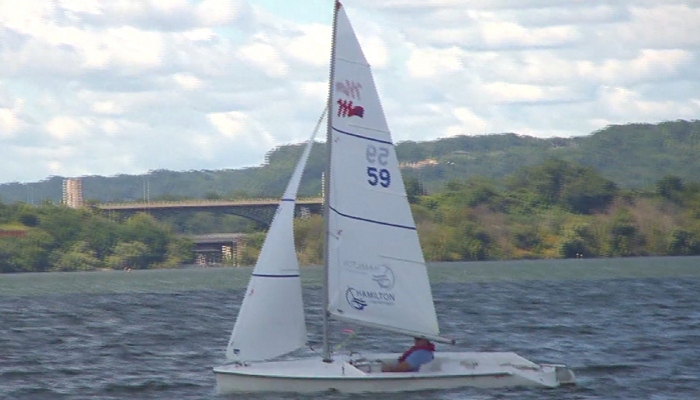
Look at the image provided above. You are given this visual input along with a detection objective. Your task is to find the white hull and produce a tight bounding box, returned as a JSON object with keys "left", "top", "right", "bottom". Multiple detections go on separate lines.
{"left": 213, "top": 351, "right": 575, "bottom": 394}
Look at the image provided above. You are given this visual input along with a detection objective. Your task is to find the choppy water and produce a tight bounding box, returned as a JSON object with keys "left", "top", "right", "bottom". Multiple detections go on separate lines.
{"left": 2, "top": 257, "right": 699, "bottom": 399}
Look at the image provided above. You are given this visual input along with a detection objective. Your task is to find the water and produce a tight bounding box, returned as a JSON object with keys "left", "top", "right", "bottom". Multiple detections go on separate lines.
{"left": 2, "top": 257, "right": 699, "bottom": 399}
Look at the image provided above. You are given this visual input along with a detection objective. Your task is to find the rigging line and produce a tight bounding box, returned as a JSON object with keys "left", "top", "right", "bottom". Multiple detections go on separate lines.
{"left": 312, "top": 104, "right": 329, "bottom": 142}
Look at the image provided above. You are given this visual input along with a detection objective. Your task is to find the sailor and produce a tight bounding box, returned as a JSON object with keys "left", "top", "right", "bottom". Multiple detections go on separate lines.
{"left": 381, "top": 337, "right": 435, "bottom": 372}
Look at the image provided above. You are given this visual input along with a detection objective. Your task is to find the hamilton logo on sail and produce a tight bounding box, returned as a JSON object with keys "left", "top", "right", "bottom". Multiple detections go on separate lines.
{"left": 346, "top": 287, "right": 395, "bottom": 310}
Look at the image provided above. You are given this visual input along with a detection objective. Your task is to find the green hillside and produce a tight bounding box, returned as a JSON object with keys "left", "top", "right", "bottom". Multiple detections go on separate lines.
{"left": 1, "top": 119, "right": 698, "bottom": 204}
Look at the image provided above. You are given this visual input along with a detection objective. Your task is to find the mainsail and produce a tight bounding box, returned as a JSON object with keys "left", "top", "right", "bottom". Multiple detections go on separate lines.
{"left": 225, "top": 111, "right": 323, "bottom": 362}
{"left": 325, "top": 4, "right": 442, "bottom": 341}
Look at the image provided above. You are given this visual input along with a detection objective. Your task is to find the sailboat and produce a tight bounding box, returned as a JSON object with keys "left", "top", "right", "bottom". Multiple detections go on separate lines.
{"left": 213, "top": 1, "right": 575, "bottom": 393}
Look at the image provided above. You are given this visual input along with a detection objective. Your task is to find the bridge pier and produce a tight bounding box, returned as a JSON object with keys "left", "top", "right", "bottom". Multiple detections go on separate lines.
{"left": 188, "top": 233, "right": 246, "bottom": 267}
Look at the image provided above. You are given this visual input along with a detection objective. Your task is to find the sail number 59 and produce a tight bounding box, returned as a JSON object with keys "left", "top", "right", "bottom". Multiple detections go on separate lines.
{"left": 366, "top": 145, "right": 391, "bottom": 188}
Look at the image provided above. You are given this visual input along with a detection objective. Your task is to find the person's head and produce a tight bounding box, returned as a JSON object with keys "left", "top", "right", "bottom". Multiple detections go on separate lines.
{"left": 414, "top": 337, "right": 430, "bottom": 345}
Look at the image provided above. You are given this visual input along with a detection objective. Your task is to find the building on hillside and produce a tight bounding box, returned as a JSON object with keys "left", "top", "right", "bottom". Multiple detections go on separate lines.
{"left": 63, "top": 178, "right": 83, "bottom": 208}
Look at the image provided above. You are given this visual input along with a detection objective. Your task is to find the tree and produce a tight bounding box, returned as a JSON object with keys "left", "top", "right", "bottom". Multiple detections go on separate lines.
{"left": 459, "top": 222, "right": 491, "bottom": 260}
{"left": 404, "top": 177, "right": 426, "bottom": 204}
{"left": 507, "top": 159, "right": 617, "bottom": 214}
{"left": 294, "top": 214, "right": 324, "bottom": 266}
{"left": 667, "top": 229, "right": 700, "bottom": 256}
{"left": 656, "top": 175, "right": 685, "bottom": 204}
{"left": 0, "top": 237, "right": 21, "bottom": 272}
{"left": 161, "top": 238, "right": 194, "bottom": 268}
{"left": 106, "top": 241, "right": 149, "bottom": 269}
{"left": 10, "top": 230, "right": 55, "bottom": 272}
{"left": 36, "top": 205, "right": 86, "bottom": 246}
{"left": 605, "top": 209, "right": 642, "bottom": 257}
{"left": 79, "top": 217, "right": 121, "bottom": 259}
{"left": 559, "top": 171, "right": 617, "bottom": 214}
{"left": 51, "top": 241, "right": 101, "bottom": 271}
{"left": 18, "top": 211, "right": 39, "bottom": 227}
{"left": 557, "top": 222, "right": 594, "bottom": 258}
{"left": 121, "top": 213, "right": 173, "bottom": 266}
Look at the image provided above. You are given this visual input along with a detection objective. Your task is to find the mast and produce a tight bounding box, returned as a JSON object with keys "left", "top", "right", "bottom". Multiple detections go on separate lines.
{"left": 321, "top": 0, "right": 340, "bottom": 363}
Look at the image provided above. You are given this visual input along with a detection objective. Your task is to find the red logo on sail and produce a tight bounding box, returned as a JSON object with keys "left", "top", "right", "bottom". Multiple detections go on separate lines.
{"left": 337, "top": 99, "right": 364, "bottom": 118}
{"left": 335, "top": 80, "right": 365, "bottom": 118}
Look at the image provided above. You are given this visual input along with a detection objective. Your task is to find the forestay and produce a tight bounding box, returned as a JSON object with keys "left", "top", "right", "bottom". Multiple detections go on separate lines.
{"left": 326, "top": 5, "right": 441, "bottom": 341}
{"left": 225, "top": 118, "right": 321, "bottom": 362}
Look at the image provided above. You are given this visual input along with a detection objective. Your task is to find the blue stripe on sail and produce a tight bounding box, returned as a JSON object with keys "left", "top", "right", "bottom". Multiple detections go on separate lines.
{"left": 252, "top": 273, "right": 300, "bottom": 278}
{"left": 332, "top": 127, "right": 393, "bottom": 145}
{"left": 330, "top": 206, "right": 416, "bottom": 230}
{"left": 281, "top": 198, "right": 295, "bottom": 202}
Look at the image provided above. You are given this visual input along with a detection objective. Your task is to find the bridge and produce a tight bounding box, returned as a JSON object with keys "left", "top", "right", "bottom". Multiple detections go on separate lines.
{"left": 96, "top": 197, "right": 323, "bottom": 227}
{"left": 96, "top": 198, "right": 323, "bottom": 265}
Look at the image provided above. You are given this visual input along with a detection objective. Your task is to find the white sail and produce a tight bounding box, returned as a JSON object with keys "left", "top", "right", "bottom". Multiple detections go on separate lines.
{"left": 225, "top": 114, "right": 322, "bottom": 362}
{"left": 326, "top": 4, "right": 441, "bottom": 340}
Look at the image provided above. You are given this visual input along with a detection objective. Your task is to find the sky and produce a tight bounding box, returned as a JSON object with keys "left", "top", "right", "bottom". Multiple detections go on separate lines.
{"left": 1, "top": 0, "right": 699, "bottom": 184}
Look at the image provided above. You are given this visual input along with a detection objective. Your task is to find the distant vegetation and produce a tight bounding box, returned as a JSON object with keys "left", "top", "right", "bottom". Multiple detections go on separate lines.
{"left": 1, "top": 120, "right": 699, "bottom": 272}
{"left": 1, "top": 120, "right": 699, "bottom": 203}
{"left": 291, "top": 164, "right": 700, "bottom": 265}
{"left": 0, "top": 204, "right": 193, "bottom": 273}
{"left": 3, "top": 159, "right": 698, "bottom": 273}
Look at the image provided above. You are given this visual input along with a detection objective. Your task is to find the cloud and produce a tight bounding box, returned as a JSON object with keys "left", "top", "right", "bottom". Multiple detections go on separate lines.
{"left": 0, "top": 107, "right": 21, "bottom": 137}
{"left": 45, "top": 116, "right": 90, "bottom": 141}
{"left": 207, "top": 111, "right": 275, "bottom": 145}
{"left": 236, "top": 38, "right": 289, "bottom": 78}
{"left": 172, "top": 73, "right": 205, "bottom": 90}
{"left": 446, "top": 107, "right": 490, "bottom": 136}
{"left": 482, "top": 82, "right": 575, "bottom": 103}
{"left": 0, "top": 0, "right": 698, "bottom": 183}
{"left": 583, "top": 49, "right": 693, "bottom": 85}
{"left": 406, "top": 46, "right": 464, "bottom": 79}
{"left": 624, "top": 4, "right": 700, "bottom": 47}
{"left": 83, "top": 27, "right": 165, "bottom": 71}
{"left": 480, "top": 19, "right": 581, "bottom": 48}
{"left": 281, "top": 24, "right": 332, "bottom": 67}
{"left": 92, "top": 101, "right": 124, "bottom": 115}
{"left": 598, "top": 86, "right": 700, "bottom": 121}
{"left": 196, "top": 0, "right": 247, "bottom": 26}
{"left": 296, "top": 81, "right": 327, "bottom": 102}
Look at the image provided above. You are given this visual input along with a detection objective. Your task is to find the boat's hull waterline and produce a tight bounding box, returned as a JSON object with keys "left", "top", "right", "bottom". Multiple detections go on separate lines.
{"left": 213, "top": 352, "right": 575, "bottom": 394}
